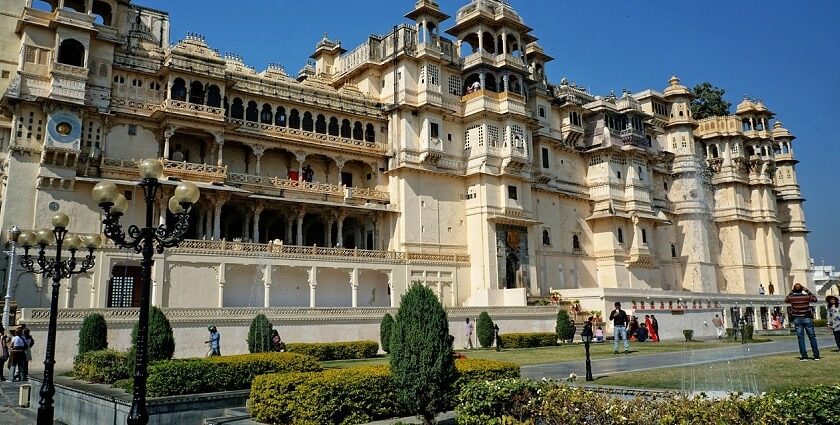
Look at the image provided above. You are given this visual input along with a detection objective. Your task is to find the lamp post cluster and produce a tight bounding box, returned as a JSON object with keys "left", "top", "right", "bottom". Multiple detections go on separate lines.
{"left": 13, "top": 213, "right": 103, "bottom": 425}
{"left": 92, "top": 158, "right": 199, "bottom": 425}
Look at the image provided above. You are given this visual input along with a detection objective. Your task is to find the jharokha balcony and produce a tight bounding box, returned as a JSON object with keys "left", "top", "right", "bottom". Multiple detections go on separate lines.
{"left": 90, "top": 157, "right": 390, "bottom": 205}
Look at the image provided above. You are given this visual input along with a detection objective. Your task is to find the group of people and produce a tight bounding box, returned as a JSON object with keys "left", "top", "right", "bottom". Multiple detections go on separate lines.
{"left": 0, "top": 324, "right": 34, "bottom": 382}
{"left": 607, "top": 303, "right": 659, "bottom": 354}
{"left": 785, "top": 283, "right": 840, "bottom": 361}
{"left": 204, "top": 324, "right": 286, "bottom": 357}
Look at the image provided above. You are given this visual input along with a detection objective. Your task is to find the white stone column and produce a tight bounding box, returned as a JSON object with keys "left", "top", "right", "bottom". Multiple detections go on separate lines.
{"left": 285, "top": 218, "right": 293, "bottom": 244}
{"left": 151, "top": 257, "right": 165, "bottom": 307}
{"left": 296, "top": 210, "right": 304, "bottom": 245}
{"left": 213, "top": 197, "right": 225, "bottom": 240}
{"left": 308, "top": 266, "right": 317, "bottom": 308}
{"left": 350, "top": 268, "right": 359, "bottom": 308}
{"left": 501, "top": 31, "right": 508, "bottom": 54}
{"left": 251, "top": 145, "right": 265, "bottom": 175}
{"left": 252, "top": 203, "right": 264, "bottom": 243}
{"left": 217, "top": 263, "right": 226, "bottom": 308}
{"left": 336, "top": 214, "right": 345, "bottom": 247}
{"left": 158, "top": 189, "right": 168, "bottom": 226}
{"left": 388, "top": 271, "right": 396, "bottom": 307}
{"left": 162, "top": 127, "right": 175, "bottom": 159}
{"left": 214, "top": 133, "right": 225, "bottom": 166}
{"left": 63, "top": 275, "right": 74, "bottom": 308}
{"left": 326, "top": 218, "right": 334, "bottom": 247}
{"left": 263, "top": 265, "right": 272, "bottom": 308}
{"left": 477, "top": 29, "right": 483, "bottom": 52}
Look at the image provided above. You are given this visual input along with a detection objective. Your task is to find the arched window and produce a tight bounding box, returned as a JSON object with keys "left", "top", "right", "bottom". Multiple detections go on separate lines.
{"left": 365, "top": 123, "right": 375, "bottom": 142}
{"left": 62, "top": 0, "right": 84, "bottom": 13}
{"left": 572, "top": 235, "right": 581, "bottom": 250}
{"left": 340, "top": 119, "right": 351, "bottom": 138}
{"left": 188, "top": 81, "right": 205, "bottom": 104}
{"left": 542, "top": 229, "right": 551, "bottom": 246}
{"left": 57, "top": 39, "right": 85, "bottom": 67}
{"left": 260, "top": 104, "right": 273, "bottom": 124}
{"left": 315, "top": 114, "right": 327, "bottom": 134}
{"left": 671, "top": 244, "right": 677, "bottom": 258}
{"left": 170, "top": 78, "right": 187, "bottom": 101}
{"left": 742, "top": 119, "right": 751, "bottom": 132}
{"left": 617, "top": 228, "right": 624, "bottom": 244}
{"left": 245, "top": 101, "right": 258, "bottom": 122}
{"left": 641, "top": 229, "right": 647, "bottom": 244}
{"left": 92, "top": 1, "right": 113, "bottom": 26}
{"left": 275, "top": 107, "right": 286, "bottom": 126}
{"left": 207, "top": 85, "right": 221, "bottom": 107}
{"left": 302, "top": 112, "right": 314, "bottom": 132}
{"left": 352, "top": 121, "right": 363, "bottom": 140}
{"left": 710, "top": 145, "right": 719, "bottom": 159}
{"left": 31, "top": 1, "right": 57, "bottom": 12}
{"left": 289, "top": 109, "right": 300, "bottom": 129}
{"left": 328, "top": 117, "right": 339, "bottom": 136}
{"left": 231, "top": 98, "right": 244, "bottom": 119}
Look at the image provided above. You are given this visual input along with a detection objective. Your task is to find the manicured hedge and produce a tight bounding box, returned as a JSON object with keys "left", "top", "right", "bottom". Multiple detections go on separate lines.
{"left": 146, "top": 352, "right": 321, "bottom": 397}
{"left": 285, "top": 341, "right": 379, "bottom": 361}
{"left": 498, "top": 332, "right": 558, "bottom": 349}
{"left": 250, "top": 358, "right": 519, "bottom": 425}
{"left": 456, "top": 379, "right": 840, "bottom": 425}
{"left": 72, "top": 350, "right": 130, "bottom": 384}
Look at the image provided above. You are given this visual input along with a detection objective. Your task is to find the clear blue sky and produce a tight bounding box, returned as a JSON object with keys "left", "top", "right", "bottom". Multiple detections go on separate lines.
{"left": 139, "top": 0, "right": 840, "bottom": 268}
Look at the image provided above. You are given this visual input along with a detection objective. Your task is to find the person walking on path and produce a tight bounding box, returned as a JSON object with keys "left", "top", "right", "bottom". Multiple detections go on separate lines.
{"left": 650, "top": 315, "right": 660, "bottom": 342}
{"left": 826, "top": 295, "right": 840, "bottom": 352}
{"left": 609, "top": 302, "right": 630, "bottom": 354}
{"left": 712, "top": 314, "right": 725, "bottom": 338}
{"left": 205, "top": 325, "right": 221, "bottom": 357}
{"left": 464, "top": 318, "right": 474, "bottom": 349}
{"left": 785, "top": 283, "right": 820, "bottom": 361}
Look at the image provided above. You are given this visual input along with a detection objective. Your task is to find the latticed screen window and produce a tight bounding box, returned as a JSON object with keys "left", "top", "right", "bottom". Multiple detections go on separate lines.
{"left": 477, "top": 126, "right": 485, "bottom": 147}
{"left": 510, "top": 125, "right": 525, "bottom": 148}
{"left": 448, "top": 75, "right": 461, "bottom": 95}
{"left": 427, "top": 64, "right": 439, "bottom": 86}
{"left": 24, "top": 46, "right": 37, "bottom": 63}
{"left": 465, "top": 124, "right": 480, "bottom": 150}
{"left": 488, "top": 125, "right": 499, "bottom": 147}
{"left": 108, "top": 266, "right": 141, "bottom": 308}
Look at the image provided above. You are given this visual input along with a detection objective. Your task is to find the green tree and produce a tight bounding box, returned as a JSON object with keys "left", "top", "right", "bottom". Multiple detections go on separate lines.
{"left": 390, "top": 282, "right": 456, "bottom": 425}
{"left": 248, "top": 314, "right": 273, "bottom": 353}
{"left": 128, "top": 306, "right": 175, "bottom": 368}
{"left": 555, "top": 310, "right": 574, "bottom": 344}
{"left": 379, "top": 313, "right": 395, "bottom": 354}
{"left": 78, "top": 313, "right": 108, "bottom": 355}
{"left": 690, "top": 82, "right": 732, "bottom": 119}
{"left": 476, "top": 311, "right": 495, "bottom": 348}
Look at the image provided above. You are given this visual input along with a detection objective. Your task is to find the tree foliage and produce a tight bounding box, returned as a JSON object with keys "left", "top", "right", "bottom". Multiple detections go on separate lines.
{"left": 128, "top": 306, "right": 175, "bottom": 368}
{"left": 390, "top": 282, "right": 456, "bottom": 424}
{"left": 379, "top": 313, "right": 395, "bottom": 354}
{"left": 248, "top": 314, "right": 273, "bottom": 353}
{"left": 690, "top": 82, "right": 731, "bottom": 119}
{"left": 555, "top": 310, "right": 574, "bottom": 343}
{"left": 476, "top": 311, "right": 495, "bottom": 348}
{"left": 78, "top": 313, "right": 108, "bottom": 355}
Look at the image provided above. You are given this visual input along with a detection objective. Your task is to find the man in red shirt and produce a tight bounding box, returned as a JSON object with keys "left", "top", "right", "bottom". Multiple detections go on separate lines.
{"left": 785, "top": 283, "right": 820, "bottom": 361}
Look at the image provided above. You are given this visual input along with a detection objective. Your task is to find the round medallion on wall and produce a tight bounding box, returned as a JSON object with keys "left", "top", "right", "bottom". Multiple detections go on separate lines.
{"left": 46, "top": 112, "right": 82, "bottom": 145}
{"left": 48, "top": 202, "right": 60, "bottom": 211}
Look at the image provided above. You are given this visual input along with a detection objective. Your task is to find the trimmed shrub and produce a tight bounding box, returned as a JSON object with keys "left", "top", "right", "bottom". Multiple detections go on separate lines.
{"left": 128, "top": 306, "right": 175, "bottom": 369}
{"left": 743, "top": 324, "right": 754, "bottom": 341}
{"left": 72, "top": 349, "right": 130, "bottom": 384}
{"left": 555, "top": 310, "right": 574, "bottom": 343}
{"left": 813, "top": 319, "right": 827, "bottom": 327}
{"left": 455, "top": 379, "right": 840, "bottom": 425}
{"left": 78, "top": 313, "right": 108, "bottom": 355}
{"left": 146, "top": 352, "right": 321, "bottom": 397}
{"left": 250, "top": 358, "right": 518, "bottom": 425}
{"left": 683, "top": 329, "right": 694, "bottom": 342}
{"left": 499, "top": 332, "right": 558, "bottom": 349}
{"left": 390, "top": 282, "right": 456, "bottom": 424}
{"left": 248, "top": 313, "right": 273, "bottom": 353}
{"left": 379, "top": 313, "right": 395, "bottom": 354}
{"left": 285, "top": 341, "right": 379, "bottom": 361}
{"left": 725, "top": 327, "right": 737, "bottom": 339}
{"left": 476, "top": 311, "right": 495, "bottom": 348}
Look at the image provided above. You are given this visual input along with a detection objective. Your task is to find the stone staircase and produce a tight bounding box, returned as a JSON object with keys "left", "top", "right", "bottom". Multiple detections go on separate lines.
{"left": 204, "top": 407, "right": 260, "bottom": 425}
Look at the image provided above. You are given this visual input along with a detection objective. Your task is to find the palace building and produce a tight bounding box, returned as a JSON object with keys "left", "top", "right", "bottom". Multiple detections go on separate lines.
{"left": 0, "top": 0, "right": 813, "bottom": 324}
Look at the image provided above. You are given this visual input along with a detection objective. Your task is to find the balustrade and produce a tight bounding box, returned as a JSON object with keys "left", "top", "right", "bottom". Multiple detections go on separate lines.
{"left": 226, "top": 117, "right": 385, "bottom": 154}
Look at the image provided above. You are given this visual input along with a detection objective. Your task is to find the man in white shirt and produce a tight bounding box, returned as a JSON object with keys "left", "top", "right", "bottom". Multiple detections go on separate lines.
{"left": 464, "top": 318, "right": 474, "bottom": 349}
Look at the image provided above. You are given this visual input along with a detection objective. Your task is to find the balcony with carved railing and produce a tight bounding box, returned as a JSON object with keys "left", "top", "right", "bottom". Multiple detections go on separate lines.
{"left": 494, "top": 54, "right": 528, "bottom": 72}
{"left": 619, "top": 128, "right": 650, "bottom": 149}
{"left": 462, "top": 90, "right": 526, "bottom": 117}
{"left": 226, "top": 172, "right": 389, "bottom": 205}
{"left": 156, "top": 99, "right": 225, "bottom": 122}
{"left": 49, "top": 62, "right": 88, "bottom": 104}
{"left": 560, "top": 122, "right": 584, "bottom": 146}
{"left": 96, "top": 157, "right": 227, "bottom": 183}
{"left": 463, "top": 51, "right": 494, "bottom": 69}
{"left": 225, "top": 118, "right": 386, "bottom": 155}
{"left": 151, "top": 239, "right": 469, "bottom": 265}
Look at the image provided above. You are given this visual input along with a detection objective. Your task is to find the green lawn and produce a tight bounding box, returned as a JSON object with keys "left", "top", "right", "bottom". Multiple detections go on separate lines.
{"left": 321, "top": 338, "right": 774, "bottom": 369}
{"left": 595, "top": 352, "right": 839, "bottom": 392}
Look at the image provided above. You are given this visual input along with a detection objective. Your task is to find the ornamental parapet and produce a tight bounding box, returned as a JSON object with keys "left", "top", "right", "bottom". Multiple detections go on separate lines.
{"left": 156, "top": 99, "right": 225, "bottom": 121}
{"left": 225, "top": 118, "right": 386, "bottom": 155}
{"left": 97, "top": 157, "right": 227, "bottom": 183}
{"left": 462, "top": 90, "right": 526, "bottom": 116}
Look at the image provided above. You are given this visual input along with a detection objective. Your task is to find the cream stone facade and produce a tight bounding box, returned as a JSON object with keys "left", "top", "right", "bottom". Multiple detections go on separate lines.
{"left": 0, "top": 0, "right": 813, "bottom": 330}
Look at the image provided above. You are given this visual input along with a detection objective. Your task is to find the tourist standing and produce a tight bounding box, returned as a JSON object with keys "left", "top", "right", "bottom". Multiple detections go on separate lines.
{"left": 769, "top": 282, "right": 775, "bottom": 295}
{"left": 785, "top": 283, "right": 820, "bottom": 361}
{"left": 609, "top": 302, "right": 630, "bottom": 354}
{"left": 826, "top": 295, "right": 840, "bottom": 352}
{"left": 21, "top": 328, "right": 33, "bottom": 379}
{"left": 8, "top": 329, "right": 26, "bottom": 381}
{"left": 650, "top": 315, "right": 660, "bottom": 342}
{"left": 759, "top": 284, "right": 766, "bottom": 295}
{"left": 0, "top": 325, "right": 7, "bottom": 381}
{"left": 464, "top": 318, "right": 474, "bottom": 349}
{"left": 205, "top": 325, "right": 221, "bottom": 357}
{"left": 712, "top": 314, "right": 725, "bottom": 338}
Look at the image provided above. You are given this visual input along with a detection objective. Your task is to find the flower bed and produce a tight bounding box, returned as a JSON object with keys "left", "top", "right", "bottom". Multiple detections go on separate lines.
{"left": 250, "top": 358, "right": 519, "bottom": 425}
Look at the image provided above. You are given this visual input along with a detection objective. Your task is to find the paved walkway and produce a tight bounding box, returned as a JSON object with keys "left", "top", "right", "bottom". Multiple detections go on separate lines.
{"left": 521, "top": 337, "right": 836, "bottom": 380}
{"left": 0, "top": 379, "right": 41, "bottom": 424}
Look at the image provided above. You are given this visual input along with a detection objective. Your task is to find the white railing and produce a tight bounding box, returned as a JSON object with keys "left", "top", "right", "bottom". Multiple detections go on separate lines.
{"left": 226, "top": 118, "right": 385, "bottom": 153}
{"left": 164, "top": 99, "right": 224, "bottom": 117}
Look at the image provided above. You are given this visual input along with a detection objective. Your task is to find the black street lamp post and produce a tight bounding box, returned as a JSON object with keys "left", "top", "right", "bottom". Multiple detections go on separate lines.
{"left": 582, "top": 333, "right": 593, "bottom": 381}
{"left": 92, "top": 158, "right": 199, "bottom": 425}
{"left": 16, "top": 214, "right": 101, "bottom": 425}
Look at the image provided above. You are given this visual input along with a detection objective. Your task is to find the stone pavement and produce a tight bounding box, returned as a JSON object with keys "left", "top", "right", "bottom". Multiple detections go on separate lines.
{"left": 521, "top": 337, "right": 837, "bottom": 380}
{"left": 0, "top": 379, "right": 40, "bottom": 424}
